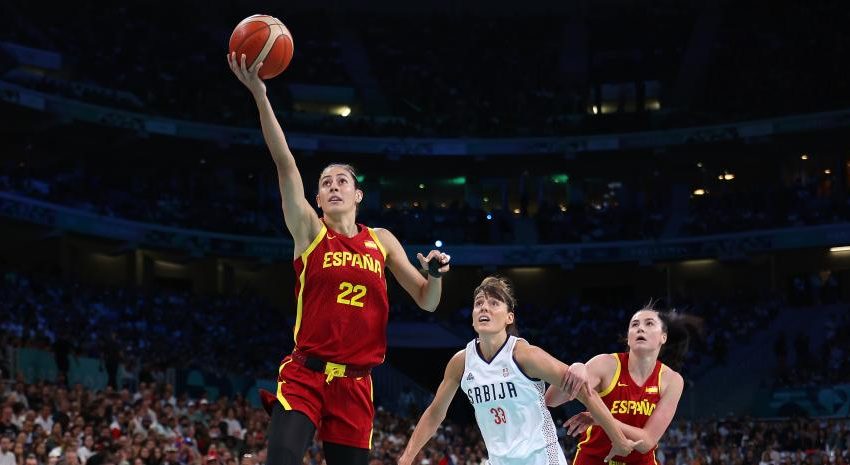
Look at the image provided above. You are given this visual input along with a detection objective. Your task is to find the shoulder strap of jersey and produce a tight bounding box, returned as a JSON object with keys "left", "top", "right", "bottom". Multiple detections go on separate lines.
{"left": 366, "top": 227, "right": 387, "bottom": 260}
{"left": 505, "top": 335, "right": 520, "bottom": 357}
{"left": 655, "top": 360, "right": 664, "bottom": 393}
{"left": 598, "top": 353, "right": 623, "bottom": 397}
{"left": 464, "top": 338, "right": 477, "bottom": 368}
{"left": 300, "top": 223, "right": 327, "bottom": 262}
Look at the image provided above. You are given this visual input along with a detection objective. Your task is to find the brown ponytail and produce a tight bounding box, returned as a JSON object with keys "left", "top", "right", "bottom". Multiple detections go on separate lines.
{"left": 655, "top": 309, "right": 703, "bottom": 371}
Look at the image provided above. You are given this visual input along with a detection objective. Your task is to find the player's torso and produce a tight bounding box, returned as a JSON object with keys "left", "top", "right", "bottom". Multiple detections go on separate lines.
{"left": 578, "top": 353, "right": 663, "bottom": 465}
{"left": 292, "top": 224, "right": 389, "bottom": 366}
{"left": 460, "top": 336, "right": 563, "bottom": 462}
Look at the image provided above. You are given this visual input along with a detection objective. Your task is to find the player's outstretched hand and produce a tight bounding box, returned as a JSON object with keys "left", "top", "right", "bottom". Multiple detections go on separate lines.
{"left": 227, "top": 52, "right": 266, "bottom": 98}
{"left": 417, "top": 250, "right": 451, "bottom": 277}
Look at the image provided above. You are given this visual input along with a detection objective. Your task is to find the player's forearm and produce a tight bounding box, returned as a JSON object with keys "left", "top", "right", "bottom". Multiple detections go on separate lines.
{"left": 400, "top": 407, "right": 444, "bottom": 462}
{"left": 253, "top": 93, "right": 295, "bottom": 170}
{"left": 615, "top": 420, "right": 654, "bottom": 453}
{"left": 418, "top": 276, "right": 442, "bottom": 312}
{"left": 577, "top": 387, "right": 628, "bottom": 446}
{"left": 545, "top": 385, "right": 570, "bottom": 407}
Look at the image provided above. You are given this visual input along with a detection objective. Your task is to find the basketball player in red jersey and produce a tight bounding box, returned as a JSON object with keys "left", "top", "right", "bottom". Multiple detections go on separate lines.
{"left": 544, "top": 306, "right": 699, "bottom": 465}
{"left": 228, "top": 53, "right": 451, "bottom": 465}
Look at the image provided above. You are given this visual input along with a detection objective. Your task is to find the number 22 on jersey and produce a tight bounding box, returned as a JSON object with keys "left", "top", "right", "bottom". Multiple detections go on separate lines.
{"left": 337, "top": 281, "right": 366, "bottom": 307}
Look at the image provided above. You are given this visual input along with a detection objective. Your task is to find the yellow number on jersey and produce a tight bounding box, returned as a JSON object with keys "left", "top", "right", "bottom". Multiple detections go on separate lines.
{"left": 337, "top": 282, "right": 367, "bottom": 308}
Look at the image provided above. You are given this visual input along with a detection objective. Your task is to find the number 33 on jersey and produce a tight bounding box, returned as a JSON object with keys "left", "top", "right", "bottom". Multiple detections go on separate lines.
{"left": 292, "top": 223, "right": 389, "bottom": 367}
{"left": 461, "top": 336, "right": 562, "bottom": 460}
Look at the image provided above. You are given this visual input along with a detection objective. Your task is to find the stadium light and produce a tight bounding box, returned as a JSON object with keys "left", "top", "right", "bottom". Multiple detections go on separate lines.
{"left": 434, "top": 240, "right": 443, "bottom": 248}
{"left": 801, "top": 154, "right": 809, "bottom": 160}
{"left": 693, "top": 189, "right": 706, "bottom": 196}
{"left": 332, "top": 106, "right": 351, "bottom": 117}
{"left": 830, "top": 246, "right": 850, "bottom": 253}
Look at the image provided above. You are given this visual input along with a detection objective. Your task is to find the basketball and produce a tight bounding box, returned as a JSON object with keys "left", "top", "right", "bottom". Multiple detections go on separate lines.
{"left": 229, "top": 15, "right": 294, "bottom": 80}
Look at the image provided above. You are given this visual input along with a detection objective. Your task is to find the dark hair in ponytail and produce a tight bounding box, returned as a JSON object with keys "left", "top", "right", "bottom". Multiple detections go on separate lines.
{"left": 655, "top": 309, "right": 702, "bottom": 371}
{"left": 633, "top": 302, "right": 703, "bottom": 371}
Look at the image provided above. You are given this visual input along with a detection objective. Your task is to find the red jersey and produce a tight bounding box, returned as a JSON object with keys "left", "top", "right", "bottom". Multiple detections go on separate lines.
{"left": 292, "top": 222, "right": 389, "bottom": 367}
{"left": 574, "top": 352, "right": 664, "bottom": 465}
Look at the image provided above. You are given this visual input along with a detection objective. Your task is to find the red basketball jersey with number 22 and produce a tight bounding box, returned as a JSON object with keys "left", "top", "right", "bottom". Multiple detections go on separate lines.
{"left": 292, "top": 223, "right": 389, "bottom": 367}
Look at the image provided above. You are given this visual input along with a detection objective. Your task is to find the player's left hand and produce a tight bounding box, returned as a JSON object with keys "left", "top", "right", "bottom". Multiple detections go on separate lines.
{"left": 563, "top": 411, "right": 596, "bottom": 437}
{"left": 417, "top": 250, "right": 451, "bottom": 276}
{"left": 560, "top": 362, "right": 589, "bottom": 401}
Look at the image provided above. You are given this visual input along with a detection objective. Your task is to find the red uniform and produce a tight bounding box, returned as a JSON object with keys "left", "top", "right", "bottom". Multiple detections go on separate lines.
{"left": 573, "top": 353, "right": 664, "bottom": 465}
{"left": 275, "top": 222, "right": 388, "bottom": 449}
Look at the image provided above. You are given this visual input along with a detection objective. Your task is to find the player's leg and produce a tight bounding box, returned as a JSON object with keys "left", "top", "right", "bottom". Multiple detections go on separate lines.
{"left": 319, "top": 375, "right": 374, "bottom": 465}
{"left": 266, "top": 357, "right": 324, "bottom": 465}
{"left": 266, "top": 404, "right": 315, "bottom": 465}
{"left": 323, "top": 442, "right": 369, "bottom": 465}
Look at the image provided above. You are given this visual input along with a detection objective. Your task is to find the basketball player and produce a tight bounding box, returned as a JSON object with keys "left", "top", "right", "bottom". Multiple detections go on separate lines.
{"left": 227, "top": 53, "right": 451, "bottom": 465}
{"left": 545, "top": 305, "right": 698, "bottom": 465}
{"left": 398, "top": 277, "right": 640, "bottom": 465}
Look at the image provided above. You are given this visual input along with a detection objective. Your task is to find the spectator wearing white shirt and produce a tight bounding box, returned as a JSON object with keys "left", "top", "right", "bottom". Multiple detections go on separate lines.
{"left": 0, "top": 436, "right": 17, "bottom": 465}
{"left": 33, "top": 408, "right": 52, "bottom": 435}
{"left": 76, "top": 436, "right": 93, "bottom": 465}
{"left": 222, "top": 409, "right": 242, "bottom": 440}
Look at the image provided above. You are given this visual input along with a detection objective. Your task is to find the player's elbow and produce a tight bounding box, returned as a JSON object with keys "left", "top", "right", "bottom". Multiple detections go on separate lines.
{"left": 416, "top": 293, "right": 438, "bottom": 312}
{"left": 636, "top": 438, "right": 657, "bottom": 454}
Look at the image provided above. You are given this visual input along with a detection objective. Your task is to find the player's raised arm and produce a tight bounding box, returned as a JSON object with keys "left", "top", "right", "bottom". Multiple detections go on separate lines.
{"left": 227, "top": 52, "right": 321, "bottom": 255}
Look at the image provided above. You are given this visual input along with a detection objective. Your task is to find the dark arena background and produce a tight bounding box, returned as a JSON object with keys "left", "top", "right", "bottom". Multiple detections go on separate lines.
{"left": 1, "top": 0, "right": 850, "bottom": 464}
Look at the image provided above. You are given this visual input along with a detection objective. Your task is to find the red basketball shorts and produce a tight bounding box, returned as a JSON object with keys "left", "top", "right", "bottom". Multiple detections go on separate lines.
{"left": 275, "top": 356, "right": 375, "bottom": 449}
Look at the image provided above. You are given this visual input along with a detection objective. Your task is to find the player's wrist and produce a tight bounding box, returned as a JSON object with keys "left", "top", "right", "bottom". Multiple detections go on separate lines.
{"left": 252, "top": 89, "right": 267, "bottom": 102}
{"left": 427, "top": 259, "right": 443, "bottom": 278}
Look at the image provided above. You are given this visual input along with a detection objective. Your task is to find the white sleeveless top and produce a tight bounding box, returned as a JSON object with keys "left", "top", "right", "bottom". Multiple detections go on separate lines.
{"left": 460, "top": 336, "right": 566, "bottom": 464}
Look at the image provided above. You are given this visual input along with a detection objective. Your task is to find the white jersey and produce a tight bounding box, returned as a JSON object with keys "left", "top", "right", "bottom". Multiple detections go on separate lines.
{"left": 460, "top": 336, "right": 567, "bottom": 465}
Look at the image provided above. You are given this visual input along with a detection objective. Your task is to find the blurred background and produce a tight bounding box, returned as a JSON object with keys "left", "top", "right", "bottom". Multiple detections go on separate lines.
{"left": 1, "top": 0, "right": 849, "bottom": 464}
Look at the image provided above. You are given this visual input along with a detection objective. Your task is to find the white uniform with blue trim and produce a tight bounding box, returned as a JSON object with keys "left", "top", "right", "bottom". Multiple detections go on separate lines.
{"left": 460, "top": 335, "right": 567, "bottom": 465}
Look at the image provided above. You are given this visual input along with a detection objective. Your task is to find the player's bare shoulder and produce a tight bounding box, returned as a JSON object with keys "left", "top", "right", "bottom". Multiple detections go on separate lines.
{"left": 660, "top": 364, "right": 684, "bottom": 396}
{"left": 446, "top": 349, "right": 466, "bottom": 382}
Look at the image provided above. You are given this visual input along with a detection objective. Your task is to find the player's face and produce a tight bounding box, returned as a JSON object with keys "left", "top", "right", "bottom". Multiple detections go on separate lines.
{"left": 472, "top": 291, "right": 514, "bottom": 335}
{"left": 316, "top": 166, "right": 362, "bottom": 215}
{"left": 627, "top": 310, "right": 667, "bottom": 353}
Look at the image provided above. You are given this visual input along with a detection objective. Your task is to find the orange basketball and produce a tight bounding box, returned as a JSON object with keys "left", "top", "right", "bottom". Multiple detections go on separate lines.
{"left": 229, "top": 15, "right": 294, "bottom": 80}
